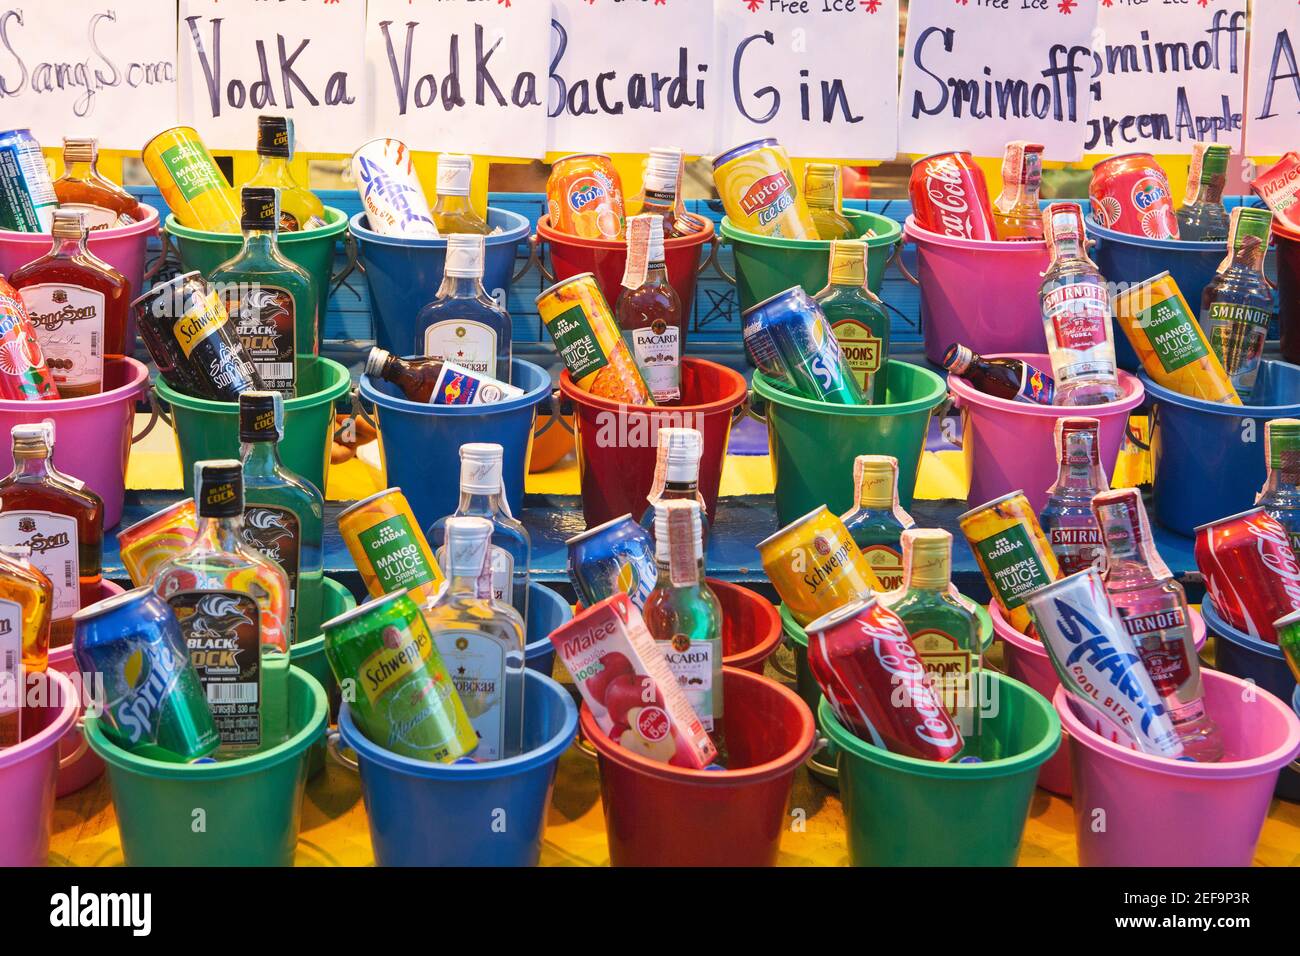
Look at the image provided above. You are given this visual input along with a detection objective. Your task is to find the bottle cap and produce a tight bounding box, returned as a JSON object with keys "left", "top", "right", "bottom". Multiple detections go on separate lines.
{"left": 10, "top": 423, "right": 50, "bottom": 455}
{"left": 902, "top": 528, "right": 952, "bottom": 591}
{"left": 241, "top": 187, "right": 279, "bottom": 232}
{"left": 654, "top": 499, "right": 703, "bottom": 581}
{"left": 853, "top": 455, "right": 898, "bottom": 509}
{"left": 1091, "top": 487, "right": 1169, "bottom": 576}
{"left": 195, "top": 460, "right": 244, "bottom": 518}
{"left": 444, "top": 515, "right": 493, "bottom": 578}
{"left": 658, "top": 427, "right": 702, "bottom": 483}
{"left": 1267, "top": 418, "right": 1300, "bottom": 472}
{"left": 1000, "top": 141, "right": 1043, "bottom": 188}
{"left": 1055, "top": 416, "right": 1101, "bottom": 466}
{"left": 941, "top": 343, "right": 974, "bottom": 374}
{"left": 256, "top": 116, "right": 293, "bottom": 158}
{"left": 364, "top": 347, "right": 392, "bottom": 380}
{"left": 827, "top": 239, "right": 868, "bottom": 288}
{"left": 239, "top": 390, "right": 283, "bottom": 442}
{"left": 62, "top": 137, "right": 98, "bottom": 165}
{"left": 437, "top": 154, "right": 473, "bottom": 196}
{"left": 444, "top": 234, "right": 485, "bottom": 278}
{"left": 1043, "top": 202, "right": 1084, "bottom": 248}
{"left": 460, "top": 442, "right": 504, "bottom": 495}
{"left": 803, "top": 163, "right": 840, "bottom": 206}
{"left": 51, "top": 209, "right": 87, "bottom": 241}
{"left": 643, "top": 149, "right": 682, "bottom": 194}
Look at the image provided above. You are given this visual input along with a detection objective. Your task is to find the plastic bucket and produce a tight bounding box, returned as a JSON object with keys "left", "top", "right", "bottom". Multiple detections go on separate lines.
{"left": 85, "top": 667, "right": 326, "bottom": 866}
{"left": 525, "top": 581, "right": 573, "bottom": 676}
{"left": 753, "top": 360, "right": 946, "bottom": 525}
{"left": 991, "top": 599, "right": 1208, "bottom": 797}
{"left": 950, "top": 353, "right": 1144, "bottom": 513}
{"left": 351, "top": 208, "right": 531, "bottom": 355}
{"left": 903, "top": 216, "right": 1049, "bottom": 366}
{"left": 1278, "top": 226, "right": 1300, "bottom": 364}
{"left": 290, "top": 577, "right": 356, "bottom": 778}
{"left": 1202, "top": 597, "right": 1300, "bottom": 801}
{"left": 712, "top": 579, "right": 782, "bottom": 675}
{"left": 0, "top": 670, "right": 79, "bottom": 866}
{"left": 339, "top": 668, "right": 577, "bottom": 866}
{"left": 0, "top": 356, "right": 150, "bottom": 529}
{"left": 560, "top": 358, "right": 745, "bottom": 528}
{"left": 720, "top": 210, "right": 899, "bottom": 316}
{"left": 156, "top": 355, "right": 349, "bottom": 497}
{"left": 360, "top": 358, "right": 549, "bottom": 531}
{"left": 580, "top": 667, "right": 814, "bottom": 866}
{"left": 1145, "top": 359, "right": 1300, "bottom": 536}
{"left": 1055, "top": 670, "right": 1300, "bottom": 866}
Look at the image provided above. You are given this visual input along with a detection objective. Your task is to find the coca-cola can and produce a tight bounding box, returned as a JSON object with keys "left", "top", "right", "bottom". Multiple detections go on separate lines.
{"left": 908, "top": 151, "right": 996, "bottom": 241}
{"left": 1024, "top": 568, "right": 1184, "bottom": 758}
{"left": 1194, "top": 507, "right": 1300, "bottom": 644}
{"left": 804, "top": 597, "right": 964, "bottom": 762}
{"left": 1089, "top": 153, "right": 1179, "bottom": 239}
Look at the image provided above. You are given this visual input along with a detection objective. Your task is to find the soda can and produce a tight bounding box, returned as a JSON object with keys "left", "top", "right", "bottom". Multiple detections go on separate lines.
{"left": 0, "top": 129, "right": 57, "bottom": 233}
{"left": 1089, "top": 153, "right": 1179, "bottom": 239}
{"left": 567, "top": 514, "right": 657, "bottom": 610}
{"left": 140, "top": 126, "right": 241, "bottom": 234}
{"left": 547, "top": 153, "right": 626, "bottom": 240}
{"left": 757, "top": 505, "right": 881, "bottom": 626}
{"left": 1250, "top": 151, "right": 1300, "bottom": 233}
{"left": 535, "top": 272, "right": 652, "bottom": 405}
{"left": 908, "top": 151, "right": 996, "bottom": 241}
{"left": 429, "top": 361, "right": 524, "bottom": 405}
{"left": 805, "top": 597, "right": 964, "bottom": 761}
{"left": 338, "top": 488, "right": 446, "bottom": 605}
{"left": 0, "top": 277, "right": 58, "bottom": 400}
{"left": 958, "top": 491, "right": 1061, "bottom": 634}
{"left": 322, "top": 589, "right": 477, "bottom": 762}
{"left": 742, "top": 286, "right": 864, "bottom": 404}
{"left": 1024, "top": 568, "right": 1184, "bottom": 758}
{"left": 72, "top": 587, "right": 220, "bottom": 763}
{"left": 118, "top": 498, "right": 199, "bottom": 588}
{"left": 1194, "top": 507, "right": 1300, "bottom": 644}
{"left": 351, "top": 138, "right": 439, "bottom": 238}
{"left": 711, "top": 139, "right": 817, "bottom": 240}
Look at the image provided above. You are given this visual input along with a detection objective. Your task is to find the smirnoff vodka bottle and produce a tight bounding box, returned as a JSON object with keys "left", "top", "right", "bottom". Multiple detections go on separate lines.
{"left": 1257, "top": 418, "right": 1300, "bottom": 553}
{"left": 1039, "top": 417, "right": 1107, "bottom": 575}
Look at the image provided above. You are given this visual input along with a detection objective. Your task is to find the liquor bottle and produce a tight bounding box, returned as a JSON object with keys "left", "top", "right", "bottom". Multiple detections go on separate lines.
{"left": 208, "top": 187, "right": 318, "bottom": 397}
{"left": 815, "top": 239, "right": 890, "bottom": 403}
{"left": 1039, "top": 202, "right": 1121, "bottom": 406}
{"left": 428, "top": 443, "right": 530, "bottom": 622}
{"left": 364, "top": 348, "right": 447, "bottom": 402}
{"left": 422, "top": 515, "right": 526, "bottom": 761}
{"left": 1176, "top": 143, "right": 1231, "bottom": 242}
{"left": 1039, "top": 417, "right": 1108, "bottom": 575}
{"left": 152, "top": 460, "right": 291, "bottom": 755}
{"left": 640, "top": 147, "right": 700, "bottom": 238}
{"left": 362, "top": 347, "right": 519, "bottom": 405}
{"left": 416, "top": 234, "right": 512, "bottom": 382}
{"left": 0, "top": 425, "right": 102, "bottom": 649}
{"left": 53, "top": 137, "right": 142, "bottom": 228}
{"left": 840, "top": 455, "right": 915, "bottom": 592}
{"left": 10, "top": 209, "right": 130, "bottom": 397}
{"left": 616, "top": 215, "right": 683, "bottom": 405}
{"left": 141, "top": 126, "right": 242, "bottom": 234}
{"left": 244, "top": 116, "right": 327, "bottom": 232}
{"left": 432, "top": 154, "right": 490, "bottom": 236}
{"left": 239, "top": 391, "right": 324, "bottom": 645}
{"left": 804, "top": 163, "right": 857, "bottom": 241}
{"left": 1092, "top": 488, "right": 1223, "bottom": 762}
{"left": 1199, "top": 206, "right": 1276, "bottom": 401}
{"left": 0, "top": 545, "right": 52, "bottom": 749}
{"left": 640, "top": 427, "right": 709, "bottom": 544}
{"left": 992, "top": 141, "right": 1044, "bottom": 241}
{"left": 1257, "top": 418, "right": 1300, "bottom": 553}
{"left": 942, "top": 344, "right": 1056, "bottom": 405}
{"left": 642, "top": 499, "right": 725, "bottom": 758}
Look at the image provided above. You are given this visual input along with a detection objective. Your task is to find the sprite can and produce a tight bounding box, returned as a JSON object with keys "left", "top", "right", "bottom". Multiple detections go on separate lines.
{"left": 742, "top": 286, "right": 865, "bottom": 404}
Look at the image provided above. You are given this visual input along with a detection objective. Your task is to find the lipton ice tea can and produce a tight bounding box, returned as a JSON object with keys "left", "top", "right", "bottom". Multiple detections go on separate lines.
{"left": 338, "top": 488, "right": 446, "bottom": 604}
{"left": 712, "top": 139, "right": 817, "bottom": 239}
{"left": 536, "top": 273, "right": 652, "bottom": 405}
{"left": 118, "top": 498, "right": 199, "bottom": 587}
{"left": 547, "top": 154, "right": 626, "bottom": 240}
{"left": 141, "top": 127, "right": 242, "bottom": 233}
{"left": 757, "top": 505, "right": 881, "bottom": 626}
{"left": 958, "top": 491, "right": 1060, "bottom": 634}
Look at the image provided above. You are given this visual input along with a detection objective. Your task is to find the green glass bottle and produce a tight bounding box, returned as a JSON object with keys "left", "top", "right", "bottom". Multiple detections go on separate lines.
{"left": 840, "top": 455, "right": 914, "bottom": 592}
{"left": 238, "top": 391, "right": 324, "bottom": 644}
{"left": 1199, "top": 206, "right": 1276, "bottom": 401}
{"left": 814, "top": 239, "right": 890, "bottom": 403}
{"left": 209, "top": 187, "right": 319, "bottom": 397}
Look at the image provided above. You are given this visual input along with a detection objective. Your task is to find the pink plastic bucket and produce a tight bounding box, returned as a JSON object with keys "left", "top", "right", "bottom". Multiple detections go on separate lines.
{"left": 903, "top": 217, "right": 1049, "bottom": 366}
{"left": 0, "top": 357, "right": 151, "bottom": 529}
{"left": 949, "top": 353, "right": 1144, "bottom": 512}
{"left": 991, "top": 600, "right": 1207, "bottom": 797}
{"left": 1054, "top": 670, "right": 1300, "bottom": 866}
{"left": 0, "top": 670, "right": 79, "bottom": 866}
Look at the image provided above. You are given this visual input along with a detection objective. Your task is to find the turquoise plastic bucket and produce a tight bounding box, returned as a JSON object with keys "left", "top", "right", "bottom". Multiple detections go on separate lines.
{"left": 525, "top": 581, "right": 572, "bottom": 676}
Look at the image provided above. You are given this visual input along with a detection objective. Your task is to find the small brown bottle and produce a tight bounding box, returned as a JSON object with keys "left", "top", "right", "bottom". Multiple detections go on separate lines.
{"left": 53, "top": 138, "right": 142, "bottom": 229}
{"left": 0, "top": 544, "right": 53, "bottom": 748}
{"left": 364, "top": 347, "right": 446, "bottom": 403}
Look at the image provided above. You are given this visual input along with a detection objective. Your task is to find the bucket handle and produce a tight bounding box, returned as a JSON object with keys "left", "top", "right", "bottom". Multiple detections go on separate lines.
{"left": 1124, "top": 407, "right": 1154, "bottom": 452}
{"left": 132, "top": 388, "right": 161, "bottom": 444}
{"left": 150, "top": 384, "right": 174, "bottom": 432}
{"left": 512, "top": 235, "right": 539, "bottom": 285}
{"left": 894, "top": 235, "right": 920, "bottom": 287}
{"left": 770, "top": 633, "right": 798, "bottom": 680}
{"left": 528, "top": 233, "right": 555, "bottom": 284}
{"left": 60, "top": 717, "right": 91, "bottom": 770}
{"left": 326, "top": 728, "right": 360, "bottom": 773}
{"left": 697, "top": 232, "right": 720, "bottom": 277}
{"left": 142, "top": 227, "right": 172, "bottom": 286}
{"left": 535, "top": 388, "right": 574, "bottom": 438}
{"left": 329, "top": 231, "right": 360, "bottom": 298}
{"left": 743, "top": 388, "right": 767, "bottom": 426}
{"left": 807, "top": 733, "right": 839, "bottom": 781}
{"left": 713, "top": 245, "right": 737, "bottom": 286}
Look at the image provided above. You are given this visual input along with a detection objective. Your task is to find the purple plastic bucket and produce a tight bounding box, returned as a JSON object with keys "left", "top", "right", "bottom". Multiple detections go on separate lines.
{"left": 0, "top": 670, "right": 79, "bottom": 866}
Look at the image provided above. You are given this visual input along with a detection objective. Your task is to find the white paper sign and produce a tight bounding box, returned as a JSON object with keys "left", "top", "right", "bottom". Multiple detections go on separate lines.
{"left": 178, "top": 0, "right": 367, "bottom": 151}
{"left": 712, "top": 0, "right": 898, "bottom": 160}
{"left": 548, "top": 0, "right": 714, "bottom": 154}
{"left": 898, "top": 0, "right": 1101, "bottom": 161}
{"left": 1245, "top": 2, "right": 1300, "bottom": 157}
{"left": 0, "top": 1, "right": 179, "bottom": 149}
{"left": 365, "top": 0, "right": 549, "bottom": 158}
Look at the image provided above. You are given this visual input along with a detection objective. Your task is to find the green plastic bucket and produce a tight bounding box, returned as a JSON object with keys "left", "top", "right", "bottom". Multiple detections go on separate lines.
{"left": 752, "top": 360, "right": 946, "bottom": 526}
{"left": 164, "top": 207, "right": 349, "bottom": 355}
{"left": 155, "top": 355, "right": 350, "bottom": 496}
{"left": 85, "top": 668, "right": 327, "bottom": 866}
{"left": 291, "top": 577, "right": 356, "bottom": 778}
{"left": 821, "top": 670, "right": 1059, "bottom": 866}
{"left": 720, "top": 209, "right": 901, "bottom": 315}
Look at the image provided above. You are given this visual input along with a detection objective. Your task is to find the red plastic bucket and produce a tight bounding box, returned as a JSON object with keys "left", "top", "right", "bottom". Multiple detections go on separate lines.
{"left": 559, "top": 358, "right": 746, "bottom": 527}
{"left": 580, "top": 667, "right": 815, "bottom": 866}
{"left": 0, "top": 670, "right": 79, "bottom": 866}
{"left": 1277, "top": 224, "right": 1300, "bottom": 365}
{"left": 713, "top": 579, "right": 782, "bottom": 675}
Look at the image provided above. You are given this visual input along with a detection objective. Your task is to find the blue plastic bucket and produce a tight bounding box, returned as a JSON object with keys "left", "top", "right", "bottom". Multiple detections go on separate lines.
{"left": 526, "top": 581, "right": 571, "bottom": 676}
{"left": 350, "top": 208, "right": 531, "bottom": 355}
{"left": 1144, "top": 359, "right": 1300, "bottom": 536}
{"left": 1202, "top": 598, "right": 1300, "bottom": 801}
{"left": 359, "top": 357, "right": 549, "bottom": 531}
{"left": 338, "top": 669, "right": 578, "bottom": 866}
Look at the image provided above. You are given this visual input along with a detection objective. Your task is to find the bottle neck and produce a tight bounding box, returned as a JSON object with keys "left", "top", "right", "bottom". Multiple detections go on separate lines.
{"left": 240, "top": 440, "right": 281, "bottom": 475}
{"left": 904, "top": 562, "right": 950, "bottom": 593}
{"left": 255, "top": 154, "right": 290, "bottom": 179}
{"left": 446, "top": 568, "right": 482, "bottom": 596}
{"left": 194, "top": 514, "right": 244, "bottom": 553}
{"left": 435, "top": 193, "right": 474, "bottom": 212}
{"left": 456, "top": 488, "right": 502, "bottom": 516}
{"left": 240, "top": 230, "right": 277, "bottom": 254}
{"left": 437, "top": 273, "right": 487, "bottom": 299}
{"left": 1052, "top": 448, "right": 1106, "bottom": 494}
{"left": 655, "top": 553, "right": 705, "bottom": 588}
{"left": 10, "top": 452, "right": 53, "bottom": 481}
{"left": 65, "top": 159, "right": 97, "bottom": 181}
{"left": 49, "top": 235, "right": 87, "bottom": 258}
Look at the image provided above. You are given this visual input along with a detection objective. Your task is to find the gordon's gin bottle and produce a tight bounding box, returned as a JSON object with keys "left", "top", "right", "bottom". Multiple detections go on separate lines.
{"left": 1039, "top": 417, "right": 1107, "bottom": 575}
{"left": 841, "top": 455, "right": 914, "bottom": 592}
{"left": 1257, "top": 418, "right": 1300, "bottom": 554}
{"left": 1092, "top": 487, "right": 1223, "bottom": 762}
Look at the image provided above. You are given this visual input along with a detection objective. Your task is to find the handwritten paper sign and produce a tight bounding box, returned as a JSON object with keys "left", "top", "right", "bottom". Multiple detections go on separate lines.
{"left": 712, "top": 0, "right": 899, "bottom": 160}
{"left": 898, "top": 0, "right": 1100, "bottom": 161}
{"left": 1087, "top": 0, "right": 1245, "bottom": 155}
{"left": 365, "top": 0, "right": 549, "bottom": 158}
{"left": 0, "top": 1, "right": 179, "bottom": 149}
{"left": 548, "top": 0, "right": 715, "bottom": 155}
{"left": 178, "top": 0, "right": 367, "bottom": 151}
{"left": 1245, "top": 3, "right": 1300, "bottom": 157}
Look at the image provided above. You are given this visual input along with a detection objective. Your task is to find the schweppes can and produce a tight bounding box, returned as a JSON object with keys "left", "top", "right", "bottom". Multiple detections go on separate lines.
{"left": 757, "top": 505, "right": 881, "bottom": 626}
{"left": 712, "top": 139, "right": 817, "bottom": 239}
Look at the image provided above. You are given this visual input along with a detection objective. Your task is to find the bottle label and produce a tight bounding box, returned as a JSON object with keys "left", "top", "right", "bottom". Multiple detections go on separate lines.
{"left": 242, "top": 505, "right": 301, "bottom": 638}
{"left": 1118, "top": 605, "right": 1197, "bottom": 701}
{"left": 1047, "top": 524, "right": 1104, "bottom": 575}
{"left": 1015, "top": 363, "right": 1056, "bottom": 404}
{"left": 224, "top": 284, "right": 296, "bottom": 395}
{"left": 629, "top": 325, "right": 681, "bottom": 402}
{"left": 658, "top": 636, "right": 716, "bottom": 732}
{"left": 18, "top": 283, "right": 105, "bottom": 392}
{"left": 1207, "top": 301, "right": 1270, "bottom": 372}
{"left": 972, "top": 524, "right": 1053, "bottom": 610}
{"left": 862, "top": 543, "right": 904, "bottom": 592}
{"left": 360, "top": 616, "right": 433, "bottom": 704}
{"left": 423, "top": 319, "right": 498, "bottom": 379}
{"left": 489, "top": 544, "right": 514, "bottom": 606}
{"left": 435, "top": 628, "right": 507, "bottom": 760}
{"left": 0, "top": 511, "right": 79, "bottom": 621}
{"left": 910, "top": 628, "right": 971, "bottom": 715}
{"left": 174, "top": 292, "right": 228, "bottom": 359}
{"left": 159, "top": 141, "right": 227, "bottom": 203}
{"left": 357, "top": 514, "right": 438, "bottom": 594}
{"left": 168, "top": 590, "right": 262, "bottom": 750}
{"left": 1130, "top": 292, "right": 1207, "bottom": 373}
{"left": 0, "top": 597, "right": 20, "bottom": 745}
{"left": 831, "top": 318, "right": 882, "bottom": 393}
{"left": 1042, "top": 279, "right": 1115, "bottom": 382}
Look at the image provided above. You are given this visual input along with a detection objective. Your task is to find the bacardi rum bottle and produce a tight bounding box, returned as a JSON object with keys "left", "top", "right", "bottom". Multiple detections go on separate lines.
{"left": 640, "top": 427, "right": 709, "bottom": 545}
{"left": 1039, "top": 417, "right": 1107, "bottom": 575}
{"left": 992, "top": 141, "right": 1044, "bottom": 241}
{"left": 840, "top": 455, "right": 914, "bottom": 592}
{"left": 1257, "top": 418, "right": 1300, "bottom": 553}
{"left": 616, "top": 214, "right": 683, "bottom": 404}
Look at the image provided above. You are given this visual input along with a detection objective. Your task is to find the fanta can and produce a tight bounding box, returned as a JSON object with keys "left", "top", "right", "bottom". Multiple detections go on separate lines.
{"left": 547, "top": 154, "right": 626, "bottom": 240}
{"left": 712, "top": 139, "right": 817, "bottom": 239}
